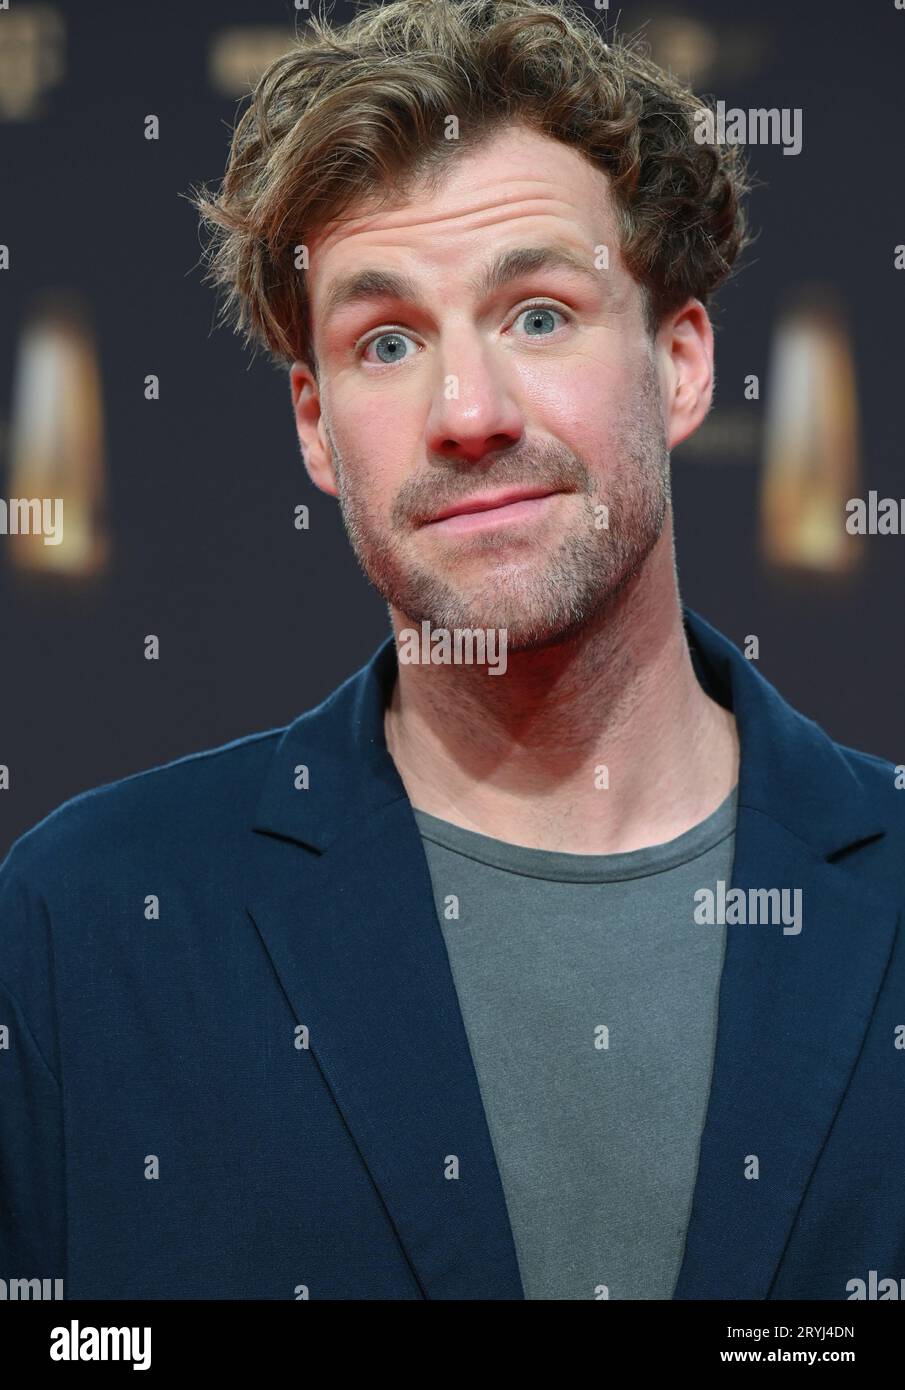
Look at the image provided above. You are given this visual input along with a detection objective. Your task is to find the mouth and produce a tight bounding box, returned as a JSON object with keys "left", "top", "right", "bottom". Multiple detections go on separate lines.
{"left": 422, "top": 487, "right": 566, "bottom": 534}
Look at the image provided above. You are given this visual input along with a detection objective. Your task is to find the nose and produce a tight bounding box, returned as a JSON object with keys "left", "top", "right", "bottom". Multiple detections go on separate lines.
{"left": 424, "top": 332, "right": 526, "bottom": 463}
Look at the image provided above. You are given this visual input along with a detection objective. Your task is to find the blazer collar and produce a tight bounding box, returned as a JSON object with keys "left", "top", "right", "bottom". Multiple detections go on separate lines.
{"left": 252, "top": 605, "right": 886, "bottom": 859}
{"left": 248, "top": 607, "right": 896, "bottom": 1300}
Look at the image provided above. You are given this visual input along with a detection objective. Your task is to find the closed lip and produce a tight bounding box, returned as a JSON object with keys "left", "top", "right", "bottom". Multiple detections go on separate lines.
{"left": 424, "top": 487, "right": 564, "bottom": 524}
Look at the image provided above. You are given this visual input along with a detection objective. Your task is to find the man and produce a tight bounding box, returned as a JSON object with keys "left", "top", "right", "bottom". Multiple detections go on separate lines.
{"left": 1, "top": 0, "right": 902, "bottom": 1301}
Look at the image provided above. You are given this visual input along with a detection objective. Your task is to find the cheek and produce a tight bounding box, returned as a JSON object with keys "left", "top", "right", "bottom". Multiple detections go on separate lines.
{"left": 518, "top": 357, "right": 632, "bottom": 459}
{"left": 329, "top": 393, "right": 416, "bottom": 513}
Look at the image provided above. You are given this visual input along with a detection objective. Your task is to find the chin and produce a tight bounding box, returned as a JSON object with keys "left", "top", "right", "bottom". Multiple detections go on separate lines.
{"left": 435, "top": 597, "right": 596, "bottom": 653}
{"left": 496, "top": 614, "right": 596, "bottom": 654}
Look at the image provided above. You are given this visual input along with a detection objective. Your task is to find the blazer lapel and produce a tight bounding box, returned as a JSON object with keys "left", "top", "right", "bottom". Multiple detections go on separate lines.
{"left": 244, "top": 608, "right": 898, "bottom": 1302}
{"left": 245, "top": 640, "right": 525, "bottom": 1300}
{"left": 673, "top": 609, "right": 899, "bottom": 1298}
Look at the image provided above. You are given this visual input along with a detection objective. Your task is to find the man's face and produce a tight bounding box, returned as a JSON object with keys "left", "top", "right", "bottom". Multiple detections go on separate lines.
{"left": 293, "top": 124, "right": 693, "bottom": 650}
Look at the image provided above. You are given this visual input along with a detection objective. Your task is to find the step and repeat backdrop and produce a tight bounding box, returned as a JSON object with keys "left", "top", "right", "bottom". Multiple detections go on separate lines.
{"left": 1, "top": 0, "right": 902, "bottom": 854}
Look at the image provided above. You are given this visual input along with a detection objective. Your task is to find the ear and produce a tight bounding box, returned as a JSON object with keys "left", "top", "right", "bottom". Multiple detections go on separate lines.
{"left": 289, "top": 361, "right": 339, "bottom": 498}
{"left": 656, "top": 298, "right": 714, "bottom": 451}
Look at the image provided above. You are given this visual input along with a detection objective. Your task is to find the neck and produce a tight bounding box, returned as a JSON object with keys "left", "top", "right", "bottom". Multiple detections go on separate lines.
{"left": 383, "top": 528, "right": 739, "bottom": 854}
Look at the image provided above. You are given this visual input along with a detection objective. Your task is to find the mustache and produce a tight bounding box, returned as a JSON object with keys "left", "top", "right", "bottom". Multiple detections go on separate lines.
{"left": 392, "top": 449, "right": 592, "bottom": 526}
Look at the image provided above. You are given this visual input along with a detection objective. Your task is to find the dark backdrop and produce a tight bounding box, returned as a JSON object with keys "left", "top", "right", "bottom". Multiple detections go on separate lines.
{"left": 1, "top": 0, "right": 903, "bottom": 857}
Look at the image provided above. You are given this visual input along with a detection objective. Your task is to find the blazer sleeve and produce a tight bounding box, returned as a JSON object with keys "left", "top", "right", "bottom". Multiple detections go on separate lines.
{"left": 0, "top": 846, "right": 67, "bottom": 1281}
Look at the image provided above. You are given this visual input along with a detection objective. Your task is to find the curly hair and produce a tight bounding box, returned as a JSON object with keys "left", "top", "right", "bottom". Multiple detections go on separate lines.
{"left": 190, "top": 0, "right": 752, "bottom": 376}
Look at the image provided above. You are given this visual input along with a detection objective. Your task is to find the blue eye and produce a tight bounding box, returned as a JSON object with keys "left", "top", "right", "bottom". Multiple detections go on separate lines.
{"left": 362, "top": 331, "right": 418, "bottom": 365}
{"left": 513, "top": 305, "right": 567, "bottom": 336}
{"left": 359, "top": 304, "right": 569, "bottom": 364}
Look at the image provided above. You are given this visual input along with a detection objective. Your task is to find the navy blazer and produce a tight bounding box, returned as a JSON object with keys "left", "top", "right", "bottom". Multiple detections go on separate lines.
{"left": 1, "top": 606, "right": 903, "bottom": 1300}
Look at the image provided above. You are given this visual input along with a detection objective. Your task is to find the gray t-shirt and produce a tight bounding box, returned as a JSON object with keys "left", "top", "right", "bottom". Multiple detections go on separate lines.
{"left": 412, "top": 785, "right": 738, "bottom": 1300}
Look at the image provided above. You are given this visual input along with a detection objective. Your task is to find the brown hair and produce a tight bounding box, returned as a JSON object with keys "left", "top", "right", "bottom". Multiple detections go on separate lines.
{"left": 190, "top": 0, "right": 752, "bottom": 376}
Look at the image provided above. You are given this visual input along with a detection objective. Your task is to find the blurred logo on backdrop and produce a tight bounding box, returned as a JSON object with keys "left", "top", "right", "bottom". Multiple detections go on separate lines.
{"left": 642, "top": 9, "right": 770, "bottom": 85}
{"left": 0, "top": 5, "right": 65, "bottom": 121}
{"left": 207, "top": 28, "right": 300, "bottom": 97}
{"left": 673, "top": 291, "right": 863, "bottom": 580}
{"left": 5, "top": 293, "right": 109, "bottom": 575}
{"left": 759, "top": 292, "right": 863, "bottom": 575}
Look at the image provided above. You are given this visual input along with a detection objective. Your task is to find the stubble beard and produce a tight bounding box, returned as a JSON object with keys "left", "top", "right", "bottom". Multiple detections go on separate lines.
{"left": 327, "top": 356, "right": 671, "bottom": 653}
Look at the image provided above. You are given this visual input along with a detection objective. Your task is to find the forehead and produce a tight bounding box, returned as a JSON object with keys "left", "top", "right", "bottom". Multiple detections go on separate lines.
{"left": 306, "top": 125, "right": 621, "bottom": 310}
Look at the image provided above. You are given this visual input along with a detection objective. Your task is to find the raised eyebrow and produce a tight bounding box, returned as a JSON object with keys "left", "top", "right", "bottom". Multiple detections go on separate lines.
{"left": 471, "top": 244, "right": 601, "bottom": 299}
{"left": 320, "top": 244, "right": 600, "bottom": 325}
{"left": 321, "top": 269, "right": 420, "bottom": 325}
